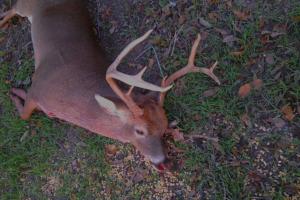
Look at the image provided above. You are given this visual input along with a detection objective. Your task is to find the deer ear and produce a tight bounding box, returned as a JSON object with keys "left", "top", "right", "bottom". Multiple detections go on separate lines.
{"left": 95, "top": 94, "right": 118, "bottom": 115}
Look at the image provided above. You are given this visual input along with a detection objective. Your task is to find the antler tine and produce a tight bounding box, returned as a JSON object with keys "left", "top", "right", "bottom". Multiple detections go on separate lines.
{"left": 107, "top": 29, "right": 172, "bottom": 92}
{"left": 106, "top": 30, "right": 172, "bottom": 116}
{"left": 159, "top": 33, "right": 221, "bottom": 105}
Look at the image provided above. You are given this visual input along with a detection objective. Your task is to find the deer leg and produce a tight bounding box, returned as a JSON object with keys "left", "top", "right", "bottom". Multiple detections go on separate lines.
{"left": 10, "top": 93, "right": 37, "bottom": 120}
{"left": 11, "top": 88, "right": 27, "bottom": 100}
{"left": 0, "top": 9, "right": 17, "bottom": 28}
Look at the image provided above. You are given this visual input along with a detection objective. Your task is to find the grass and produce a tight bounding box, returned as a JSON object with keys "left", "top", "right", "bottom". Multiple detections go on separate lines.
{"left": 1, "top": 0, "right": 300, "bottom": 199}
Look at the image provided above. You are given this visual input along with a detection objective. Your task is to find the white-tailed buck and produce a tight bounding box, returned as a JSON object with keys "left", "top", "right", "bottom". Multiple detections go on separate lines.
{"left": 1, "top": 0, "right": 220, "bottom": 170}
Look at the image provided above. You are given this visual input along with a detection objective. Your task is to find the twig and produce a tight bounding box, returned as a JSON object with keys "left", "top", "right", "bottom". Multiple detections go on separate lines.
{"left": 150, "top": 45, "right": 164, "bottom": 77}
{"left": 134, "top": 44, "right": 165, "bottom": 78}
{"left": 167, "top": 25, "right": 184, "bottom": 57}
{"left": 134, "top": 45, "right": 151, "bottom": 61}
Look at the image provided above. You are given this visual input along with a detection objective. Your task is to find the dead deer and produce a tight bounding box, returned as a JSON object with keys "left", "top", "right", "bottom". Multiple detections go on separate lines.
{"left": 1, "top": 0, "right": 220, "bottom": 171}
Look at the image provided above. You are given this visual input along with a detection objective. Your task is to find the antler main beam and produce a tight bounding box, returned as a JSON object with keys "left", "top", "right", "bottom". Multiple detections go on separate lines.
{"left": 106, "top": 29, "right": 172, "bottom": 116}
{"left": 159, "top": 34, "right": 221, "bottom": 105}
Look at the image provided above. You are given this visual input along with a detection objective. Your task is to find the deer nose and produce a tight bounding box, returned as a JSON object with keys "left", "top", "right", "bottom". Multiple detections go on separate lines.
{"left": 152, "top": 157, "right": 172, "bottom": 172}
{"left": 150, "top": 154, "right": 166, "bottom": 165}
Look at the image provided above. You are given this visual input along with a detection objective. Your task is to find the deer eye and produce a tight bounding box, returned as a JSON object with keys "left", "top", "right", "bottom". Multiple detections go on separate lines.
{"left": 134, "top": 128, "right": 147, "bottom": 137}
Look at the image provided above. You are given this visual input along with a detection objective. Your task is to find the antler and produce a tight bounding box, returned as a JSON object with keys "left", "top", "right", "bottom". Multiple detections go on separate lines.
{"left": 106, "top": 29, "right": 172, "bottom": 116}
{"left": 159, "top": 34, "right": 221, "bottom": 105}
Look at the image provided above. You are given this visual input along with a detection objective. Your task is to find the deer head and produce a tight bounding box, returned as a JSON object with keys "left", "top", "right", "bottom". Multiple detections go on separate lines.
{"left": 95, "top": 30, "right": 220, "bottom": 170}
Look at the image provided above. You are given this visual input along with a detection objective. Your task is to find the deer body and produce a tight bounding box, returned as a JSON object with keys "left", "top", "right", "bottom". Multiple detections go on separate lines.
{"left": 1, "top": 0, "right": 220, "bottom": 170}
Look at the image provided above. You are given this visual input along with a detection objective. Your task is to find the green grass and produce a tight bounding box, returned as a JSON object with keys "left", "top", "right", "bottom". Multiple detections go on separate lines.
{"left": 1, "top": 0, "right": 300, "bottom": 199}
{"left": 0, "top": 61, "right": 110, "bottom": 199}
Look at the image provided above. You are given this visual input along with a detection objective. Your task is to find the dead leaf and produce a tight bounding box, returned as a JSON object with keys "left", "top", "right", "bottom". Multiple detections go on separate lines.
{"left": 20, "top": 131, "right": 29, "bottom": 142}
{"left": 246, "top": 58, "right": 257, "bottom": 66}
{"left": 248, "top": 171, "right": 263, "bottom": 183}
{"left": 109, "top": 21, "right": 118, "bottom": 34}
{"left": 193, "top": 114, "right": 201, "bottom": 121}
{"left": 208, "top": 12, "right": 219, "bottom": 22}
{"left": 270, "top": 23, "right": 287, "bottom": 38}
{"left": 170, "top": 129, "right": 185, "bottom": 142}
{"left": 223, "top": 35, "right": 237, "bottom": 43}
{"left": 179, "top": 15, "right": 186, "bottom": 25}
{"left": 42, "top": 176, "right": 61, "bottom": 196}
{"left": 265, "top": 54, "right": 275, "bottom": 64}
{"left": 259, "top": 17, "right": 265, "bottom": 30}
{"left": 162, "top": 5, "right": 171, "bottom": 17}
{"left": 214, "top": 28, "right": 229, "bottom": 36}
{"left": 230, "top": 48, "right": 244, "bottom": 57}
{"left": 105, "top": 144, "right": 118, "bottom": 156}
{"left": 0, "top": 37, "right": 5, "bottom": 44}
{"left": 274, "top": 72, "right": 281, "bottom": 80}
{"left": 251, "top": 79, "right": 263, "bottom": 90}
{"left": 208, "top": 0, "right": 220, "bottom": 4}
{"left": 147, "top": 58, "right": 155, "bottom": 68}
{"left": 233, "top": 10, "right": 250, "bottom": 21}
{"left": 238, "top": 83, "right": 251, "bottom": 98}
{"left": 272, "top": 118, "right": 286, "bottom": 128}
{"left": 281, "top": 105, "right": 295, "bottom": 121}
{"left": 199, "top": 17, "right": 212, "bottom": 28}
{"left": 202, "top": 88, "right": 219, "bottom": 98}
{"left": 31, "top": 129, "right": 37, "bottom": 136}
{"left": 260, "top": 34, "right": 270, "bottom": 45}
{"left": 292, "top": 16, "right": 300, "bottom": 22}
{"left": 71, "top": 159, "right": 80, "bottom": 173}
{"left": 168, "top": 120, "right": 179, "bottom": 128}
{"left": 226, "top": 0, "right": 233, "bottom": 8}
{"left": 241, "top": 113, "right": 251, "bottom": 127}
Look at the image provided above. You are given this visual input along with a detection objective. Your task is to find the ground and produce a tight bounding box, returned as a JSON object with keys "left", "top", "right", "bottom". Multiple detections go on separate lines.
{"left": 0, "top": 0, "right": 300, "bottom": 199}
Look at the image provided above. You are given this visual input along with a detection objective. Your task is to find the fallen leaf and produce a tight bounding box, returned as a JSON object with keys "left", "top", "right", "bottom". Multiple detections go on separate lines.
{"left": 170, "top": 129, "right": 185, "bottom": 142}
{"left": 251, "top": 79, "right": 263, "bottom": 90}
{"left": 233, "top": 10, "right": 250, "bottom": 21}
{"left": 147, "top": 58, "right": 155, "bottom": 68}
{"left": 168, "top": 120, "right": 179, "bottom": 128}
{"left": 193, "top": 114, "right": 201, "bottom": 121}
{"left": 31, "top": 129, "right": 37, "bottom": 136}
{"left": 292, "top": 16, "right": 300, "bottom": 22}
{"left": 273, "top": 23, "right": 287, "bottom": 33}
{"left": 226, "top": 1, "right": 232, "bottom": 8}
{"left": 260, "top": 34, "right": 270, "bottom": 45}
{"left": 109, "top": 21, "right": 118, "bottom": 34}
{"left": 202, "top": 88, "right": 219, "bottom": 98}
{"left": 162, "top": 5, "right": 171, "bottom": 17}
{"left": 238, "top": 83, "right": 251, "bottom": 98}
{"left": 105, "top": 144, "right": 118, "bottom": 156}
{"left": 208, "top": 0, "right": 219, "bottom": 4}
{"left": 248, "top": 171, "right": 262, "bottom": 183}
{"left": 42, "top": 176, "right": 61, "bottom": 196}
{"left": 214, "top": 28, "right": 229, "bottom": 36}
{"left": 199, "top": 17, "right": 212, "bottom": 28}
{"left": 0, "top": 37, "right": 5, "bottom": 44}
{"left": 265, "top": 54, "right": 275, "bottom": 65}
{"left": 179, "top": 15, "right": 186, "bottom": 25}
{"left": 281, "top": 105, "right": 295, "bottom": 121}
{"left": 223, "top": 35, "right": 237, "bottom": 43}
{"left": 246, "top": 58, "right": 257, "bottom": 66}
{"left": 20, "top": 131, "right": 29, "bottom": 142}
{"left": 272, "top": 118, "right": 286, "bottom": 128}
{"left": 241, "top": 113, "right": 251, "bottom": 127}
{"left": 230, "top": 49, "right": 244, "bottom": 57}
{"left": 208, "top": 12, "right": 219, "bottom": 22}
{"left": 259, "top": 17, "right": 265, "bottom": 30}
{"left": 274, "top": 72, "right": 281, "bottom": 80}
{"left": 71, "top": 159, "right": 80, "bottom": 173}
